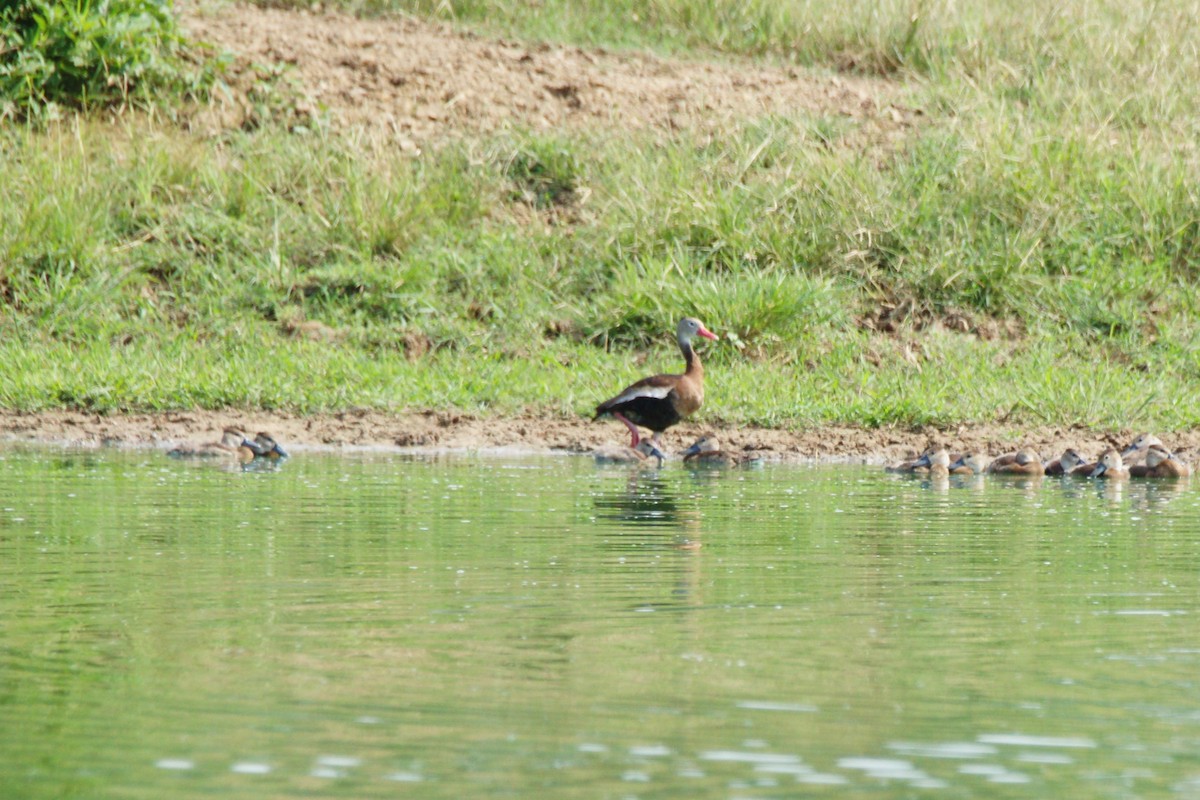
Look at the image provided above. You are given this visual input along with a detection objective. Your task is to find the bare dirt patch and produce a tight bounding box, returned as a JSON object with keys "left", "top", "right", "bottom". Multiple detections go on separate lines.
{"left": 182, "top": 2, "right": 917, "bottom": 146}
{"left": 4, "top": 410, "right": 1198, "bottom": 466}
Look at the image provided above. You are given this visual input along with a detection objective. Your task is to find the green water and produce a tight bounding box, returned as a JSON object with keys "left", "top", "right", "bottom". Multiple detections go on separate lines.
{"left": 3, "top": 449, "right": 1200, "bottom": 798}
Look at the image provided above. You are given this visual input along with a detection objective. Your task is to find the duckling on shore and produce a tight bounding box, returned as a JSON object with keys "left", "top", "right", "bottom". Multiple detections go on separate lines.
{"left": 167, "top": 428, "right": 262, "bottom": 462}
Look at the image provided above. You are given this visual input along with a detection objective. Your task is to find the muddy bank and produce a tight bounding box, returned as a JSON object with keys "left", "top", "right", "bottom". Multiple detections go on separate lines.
{"left": 1, "top": 410, "right": 1195, "bottom": 465}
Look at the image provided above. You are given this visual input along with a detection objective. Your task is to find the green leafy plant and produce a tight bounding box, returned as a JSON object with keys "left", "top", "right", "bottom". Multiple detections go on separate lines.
{"left": 0, "top": 0, "right": 202, "bottom": 119}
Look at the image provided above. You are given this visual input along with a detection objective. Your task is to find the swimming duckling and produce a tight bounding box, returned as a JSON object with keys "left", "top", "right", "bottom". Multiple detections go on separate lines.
{"left": 1121, "top": 433, "right": 1162, "bottom": 465}
{"left": 1044, "top": 448, "right": 1087, "bottom": 476}
{"left": 167, "top": 428, "right": 263, "bottom": 462}
{"left": 1089, "top": 448, "right": 1130, "bottom": 479}
{"left": 985, "top": 449, "right": 1043, "bottom": 475}
{"left": 593, "top": 440, "right": 666, "bottom": 467}
{"left": 947, "top": 453, "right": 989, "bottom": 475}
{"left": 912, "top": 448, "right": 951, "bottom": 478}
{"left": 681, "top": 435, "right": 759, "bottom": 467}
{"left": 885, "top": 447, "right": 963, "bottom": 473}
{"left": 253, "top": 432, "right": 289, "bottom": 459}
{"left": 1129, "top": 444, "right": 1191, "bottom": 478}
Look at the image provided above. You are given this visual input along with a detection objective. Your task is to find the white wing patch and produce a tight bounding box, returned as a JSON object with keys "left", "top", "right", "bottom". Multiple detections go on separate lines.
{"left": 608, "top": 383, "right": 673, "bottom": 407}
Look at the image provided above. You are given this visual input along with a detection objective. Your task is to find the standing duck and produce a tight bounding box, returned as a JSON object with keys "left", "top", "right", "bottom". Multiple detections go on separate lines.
{"left": 985, "top": 449, "right": 1043, "bottom": 475}
{"left": 1129, "top": 445, "right": 1191, "bottom": 478}
{"left": 593, "top": 440, "right": 666, "bottom": 467}
{"left": 168, "top": 428, "right": 263, "bottom": 462}
{"left": 1089, "top": 449, "right": 1130, "bottom": 479}
{"left": 681, "top": 434, "right": 760, "bottom": 467}
{"left": 594, "top": 318, "right": 717, "bottom": 449}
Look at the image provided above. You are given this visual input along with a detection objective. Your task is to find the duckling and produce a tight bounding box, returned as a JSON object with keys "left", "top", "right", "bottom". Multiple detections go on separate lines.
{"left": 681, "top": 435, "right": 759, "bottom": 467}
{"left": 1129, "top": 444, "right": 1191, "bottom": 478}
{"left": 1089, "top": 448, "right": 1130, "bottom": 479}
{"left": 947, "top": 453, "right": 989, "bottom": 475}
{"left": 885, "top": 447, "right": 963, "bottom": 473}
{"left": 1044, "top": 448, "right": 1087, "bottom": 476}
{"left": 253, "top": 432, "right": 289, "bottom": 459}
{"left": 593, "top": 440, "right": 666, "bottom": 467}
{"left": 912, "top": 448, "right": 951, "bottom": 478}
{"left": 1121, "top": 433, "right": 1162, "bottom": 465}
{"left": 985, "top": 449, "right": 1043, "bottom": 475}
{"left": 167, "top": 428, "right": 263, "bottom": 462}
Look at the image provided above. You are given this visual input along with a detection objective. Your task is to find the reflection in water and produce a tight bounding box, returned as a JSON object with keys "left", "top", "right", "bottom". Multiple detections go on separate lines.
{"left": 3, "top": 451, "right": 1200, "bottom": 799}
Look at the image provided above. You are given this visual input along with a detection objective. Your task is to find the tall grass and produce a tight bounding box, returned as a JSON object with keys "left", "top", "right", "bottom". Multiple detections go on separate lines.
{"left": 2, "top": 0, "right": 1199, "bottom": 428}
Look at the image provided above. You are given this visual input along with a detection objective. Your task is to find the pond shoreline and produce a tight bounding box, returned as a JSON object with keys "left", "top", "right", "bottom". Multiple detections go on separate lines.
{"left": 1, "top": 410, "right": 1192, "bottom": 465}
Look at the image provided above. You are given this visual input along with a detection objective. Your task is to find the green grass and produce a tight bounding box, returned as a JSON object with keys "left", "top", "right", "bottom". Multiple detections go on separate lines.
{"left": 2, "top": 0, "right": 1200, "bottom": 431}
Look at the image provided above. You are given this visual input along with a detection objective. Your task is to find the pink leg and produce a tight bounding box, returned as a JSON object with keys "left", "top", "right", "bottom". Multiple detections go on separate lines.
{"left": 613, "top": 412, "right": 640, "bottom": 448}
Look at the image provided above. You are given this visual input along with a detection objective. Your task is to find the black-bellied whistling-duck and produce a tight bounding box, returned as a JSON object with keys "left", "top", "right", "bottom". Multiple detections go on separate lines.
{"left": 947, "top": 453, "right": 989, "bottom": 475}
{"left": 1044, "top": 448, "right": 1087, "bottom": 476}
{"left": 1129, "top": 445, "right": 1191, "bottom": 478}
{"left": 593, "top": 440, "right": 666, "bottom": 467}
{"left": 594, "top": 317, "right": 717, "bottom": 448}
{"left": 1090, "top": 448, "right": 1130, "bottom": 479}
{"left": 985, "top": 449, "right": 1043, "bottom": 475}
{"left": 168, "top": 428, "right": 263, "bottom": 462}
{"left": 254, "top": 432, "right": 289, "bottom": 459}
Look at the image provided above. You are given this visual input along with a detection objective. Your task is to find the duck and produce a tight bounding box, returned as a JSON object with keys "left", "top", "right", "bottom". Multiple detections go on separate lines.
{"left": 1120, "top": 433, "right": 1162, "bottom": 464}
{"left": 167, "top": 428, "right": 263, "bottom": 462}
{"left": 593, "top": 440, "right": 666, "bottom": 467}
{"left": 1043, "top": 448, "right": 1087, "bottom": 476}
{"left": 1089, "top": 448, "right": 1130, "bottom": 479}
{"left": 985, "top": 449, "right": 1043, "bottom": 475}
{"left": 885, "top": 447, "right": 962, "bottom": 473}
{"left": 1129, "top": 444, "right": 1191, "bottom": 478}
{"left": 594, "top": 317, "right": 717, "bottom": 449}
{"left": 947, "top": 453, "right": 989, "bottom": 475}
{"left": 253, "top": 432, "right": 289, "bottom": 459}
{"left": 681, "top": 434, "right": 759, "bottom": 467}
{"left": 911, "top": 448, "right": 951, "bottom": 477}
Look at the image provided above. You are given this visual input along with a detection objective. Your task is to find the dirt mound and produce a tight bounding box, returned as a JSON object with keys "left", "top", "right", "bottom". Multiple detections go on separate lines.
{"left": 182, "top": 2, "right": 917, "bottom": 146}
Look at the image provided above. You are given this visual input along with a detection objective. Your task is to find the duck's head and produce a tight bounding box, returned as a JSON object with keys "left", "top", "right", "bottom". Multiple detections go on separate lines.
{"left": 1121, "top": 433, "right": 1162, "bottom": 457}
{"left": 221, "top": 428, "right": 254, "bottom": 449}
{"left": 677, "top": 317, "right": 718, "bottom": 346}
{"left": 683, "top": 435, "right": 721, "bottom": 458}
{"left": 1144, "top": 444, "right": 1172, "bottom": 468}
{"left": 1059, "top": 448, "right": 1085, "bottom": 470}
{"left": 1090, "top": 448, "right": 1123, "bottom": 477}
{"left": 636, "top": 439, "right": 666, "bottom": 467}
{"left": 914, "top": 448, "right": 951, "bottom": 469}
{"left": 254, "top": 432, "right": 288, "bottom": 458}
{"left": 1016, "top": 450, "right": 1041, "bottom": 465}
{"left": 949, "top": 452, "right": 988, "bottom": 473}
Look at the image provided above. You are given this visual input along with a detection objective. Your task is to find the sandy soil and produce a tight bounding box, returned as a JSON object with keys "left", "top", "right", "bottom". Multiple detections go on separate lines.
{"left": 181, "top": 2, "right": 919, "bottom": 147}
{"left": 3, "top": 410, "right": 1197, "bottom": 466}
